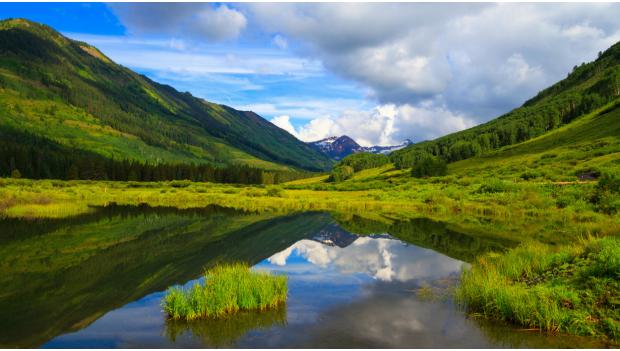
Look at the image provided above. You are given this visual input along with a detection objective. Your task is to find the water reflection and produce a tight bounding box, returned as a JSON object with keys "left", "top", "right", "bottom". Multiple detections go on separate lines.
{"left": 2, "top": 205, "right": 606, "bottom": 348}
{"left": 0, "top": 206, "right": 325, "bottom": 348}
{"left": 268, "top": 236, "right": 464, "bottom": 283}
{"left": 165, "top": 307, "right": 287, "bottom": 348}
{"left": 45, "top": 233, "right": 471, "bottom": 348}
{"left": 271, "top": 285, "right": 493, "bottom": 348}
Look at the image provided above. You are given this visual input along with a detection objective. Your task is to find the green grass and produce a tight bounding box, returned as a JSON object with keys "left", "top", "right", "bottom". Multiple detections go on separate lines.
{"left": 162, "top": 263, "right": 287, "bottom": 320}
{"left": 456, "top": 237, "right": 620, "bottom": 340}
{"left": 0, "top": 18, "right": 331, "bottom": 172}
{"left": 3, "top": 202, "right": 93, "bottom": 219}
{"left": 450, "top": 102, "right": 620, "bottom": 181}
{"left": 1, "top": 175, "right": 619, "bottom": 248}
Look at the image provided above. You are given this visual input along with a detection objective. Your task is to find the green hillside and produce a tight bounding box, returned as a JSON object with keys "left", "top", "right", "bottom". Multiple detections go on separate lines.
{"left": 0, "top": 18, "right": 332, "bottom": 178}
{"left": 450, "top": 101, "right": 620, "bottom": 180}
{"left": 391, "top": 40, "right": 620, "bottom": 168}
{"left": 319, "top": 100, "right": 620, "bottom": 188}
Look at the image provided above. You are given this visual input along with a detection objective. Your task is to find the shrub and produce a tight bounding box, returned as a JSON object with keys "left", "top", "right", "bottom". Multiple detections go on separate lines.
{"left": 591, "top": 173, "right": 620, "bottom": 214}
{"left": 475, "top": 179, "right": 513, "bottom": 194}
{"left": 266, "top": 186, "right": 283, "bottom": 197}
{"left": 583, "top": 237, "right": 620, "bottom": 279}
{"left": 596, "top": 173, "right": 620, "bottom": 193}
{"left": 242, "top": 188, "right": 263, "bottom": 197}
{"left": 170, "top": 180, "right": 192, "bottom": 188}
{"left": 329, "top": 165, "right": 355, "bottom": 182}
{"left": 411, "top": 156, "right": 447, "bottom": 178}
{"left": 520, "top": 170, "right": 542, "bottom": 180}
{"left": 540, "top": 153, "right": 557, "bottom": 159}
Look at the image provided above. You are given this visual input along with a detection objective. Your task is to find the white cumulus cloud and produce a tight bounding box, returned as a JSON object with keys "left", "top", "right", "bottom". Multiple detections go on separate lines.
{"left": 271, "top": 103, "right": 475, "bottom": 146}
{"left": 109, "top": 3, "right": 620, "bottom": 145}
{"left": 248, "top": 3, "right": 620, "bottom": 122}
{"left": 110, "top": 3, "right": 247, "bottom": 41}
{"left": 270, "top": 115, "right": 298, "bottom": 137}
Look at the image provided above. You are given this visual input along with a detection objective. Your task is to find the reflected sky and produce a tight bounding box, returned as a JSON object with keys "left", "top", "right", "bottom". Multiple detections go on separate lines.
{"left": 42, "top": 233, "right": 604, "bottom": 348}
{"left": 266, "top": 236, "right": 465, "bottom": 282}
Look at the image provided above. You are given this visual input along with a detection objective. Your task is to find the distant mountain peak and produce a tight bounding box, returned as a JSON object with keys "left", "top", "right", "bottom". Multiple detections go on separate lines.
{"left": 365, "top": 139, "right": 413, "bottom": 155}
{"left": 307, "top": 135, "right": 413, "bottom": 160}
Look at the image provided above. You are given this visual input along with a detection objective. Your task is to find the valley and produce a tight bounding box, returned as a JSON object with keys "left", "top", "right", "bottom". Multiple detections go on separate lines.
{"left": 0, "top": 14, "right": 619, "bottom": 348}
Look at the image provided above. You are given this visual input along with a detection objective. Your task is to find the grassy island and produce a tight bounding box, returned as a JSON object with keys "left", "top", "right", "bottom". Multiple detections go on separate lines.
{"left": 162, "top": 263, "right": 287, "bottom": 320}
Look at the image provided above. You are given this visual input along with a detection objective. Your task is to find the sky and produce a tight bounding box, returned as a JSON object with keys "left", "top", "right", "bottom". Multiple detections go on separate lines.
{"left": 2, "top": 3, "right": 620, "bottom": 146}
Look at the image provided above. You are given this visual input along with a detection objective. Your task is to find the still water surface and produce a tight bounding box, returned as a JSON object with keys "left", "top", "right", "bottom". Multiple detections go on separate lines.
{"left": 0, "top": 205, "right": 612, "bottom": 348}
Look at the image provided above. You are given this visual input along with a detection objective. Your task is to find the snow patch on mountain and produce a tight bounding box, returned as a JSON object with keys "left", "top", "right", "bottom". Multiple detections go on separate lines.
{"left": 307, "top": 135, "right": 413, "bottom": 160}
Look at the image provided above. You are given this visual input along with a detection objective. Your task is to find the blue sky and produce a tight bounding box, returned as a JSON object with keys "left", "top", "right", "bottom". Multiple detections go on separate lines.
{"left": 2, "top": 3, "right": 620, "bottom": 146}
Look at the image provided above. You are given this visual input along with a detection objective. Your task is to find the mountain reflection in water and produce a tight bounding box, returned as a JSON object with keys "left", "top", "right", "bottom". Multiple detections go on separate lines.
{"left": 0, "top": 205, "right": 607, "bottom": 348}
{"left": 267, "top": 236, "right": 464, "bottom": 282}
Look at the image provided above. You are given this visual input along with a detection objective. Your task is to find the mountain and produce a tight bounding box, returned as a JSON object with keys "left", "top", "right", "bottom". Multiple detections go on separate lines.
{"left": 390, "top": 41, "right": 620, "bottom": 168}
{"left": 307, "top": 136, "right": 364, "bottom": 160}
{"left": 308, "top": 135, "right": 413, "bottom": 160}
{"left": 0, "top": 18, "right": 332, "bottom": 179}
{"left": 365, "top": 139, "right": 413, "bottom": 154}
{"left": 310, "top": 223, "right": 359, "bottom": 248}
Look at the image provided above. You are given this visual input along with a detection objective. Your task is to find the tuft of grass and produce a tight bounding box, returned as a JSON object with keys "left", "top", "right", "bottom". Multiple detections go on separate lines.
{"left": 456, "top": 237, "right": 620, "bottom": 340}
{"left": 162, "top": 263, "right": 287, "bottom": 320}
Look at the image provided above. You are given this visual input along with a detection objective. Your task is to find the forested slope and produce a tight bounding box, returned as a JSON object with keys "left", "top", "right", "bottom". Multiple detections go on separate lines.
{"left": 0, "top": 18, "right": 332, "bottom": 182}
{"left": 391, "top": 41, "right": 620, "bottom": 168}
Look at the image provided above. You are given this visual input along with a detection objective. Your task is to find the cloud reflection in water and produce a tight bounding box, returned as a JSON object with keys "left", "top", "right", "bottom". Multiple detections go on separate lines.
{"left": 266, "top": 236, "right": 465, "bottom": 283}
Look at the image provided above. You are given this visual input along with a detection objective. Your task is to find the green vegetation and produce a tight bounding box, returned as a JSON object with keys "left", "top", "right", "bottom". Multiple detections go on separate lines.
{"left": 392, "top": 40, "right": 620, "bottom": 169}
{"left": 162, "top": 263, "right": 287, "bottom": 320}
{"left": 0, "top": 207, "right": 328, "bottom": 347}
{"left": 337, "top": 152, "right": 389, "bottom": 172}
{"left": 592, "top": 173, "right": 620, "bottom": 214}
{"left": 411, "top": 155, "right": 447, "bottom": 178}
{"left": 0, "top": 126, "right": 315, "bottom": 184}
{"left": 0, "top": 18, "right": 331, "bottom": 176}
{"left": 328, "top": 165, "right": 354, "bottom": 182}
{"left": 328, "top": 152, "right": 389, "bottom": 182}
{"left": 457, "top": 237, "right": 620, "bottom": 339}
{"left": 1, "top": 128, "right": 318, "bottom": 184}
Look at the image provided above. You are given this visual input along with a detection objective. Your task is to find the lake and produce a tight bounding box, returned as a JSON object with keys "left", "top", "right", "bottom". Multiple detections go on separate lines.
{"left": 0, "top": 205, "right": 612, "bottom": 348}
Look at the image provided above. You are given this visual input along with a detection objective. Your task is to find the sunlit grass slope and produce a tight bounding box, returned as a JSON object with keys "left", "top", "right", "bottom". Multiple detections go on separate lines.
{"left": 0, "top": 18, "right": 331, "bottom": 171}
{"left": 450, "top": 101, "right": 620, "bottom": 180}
